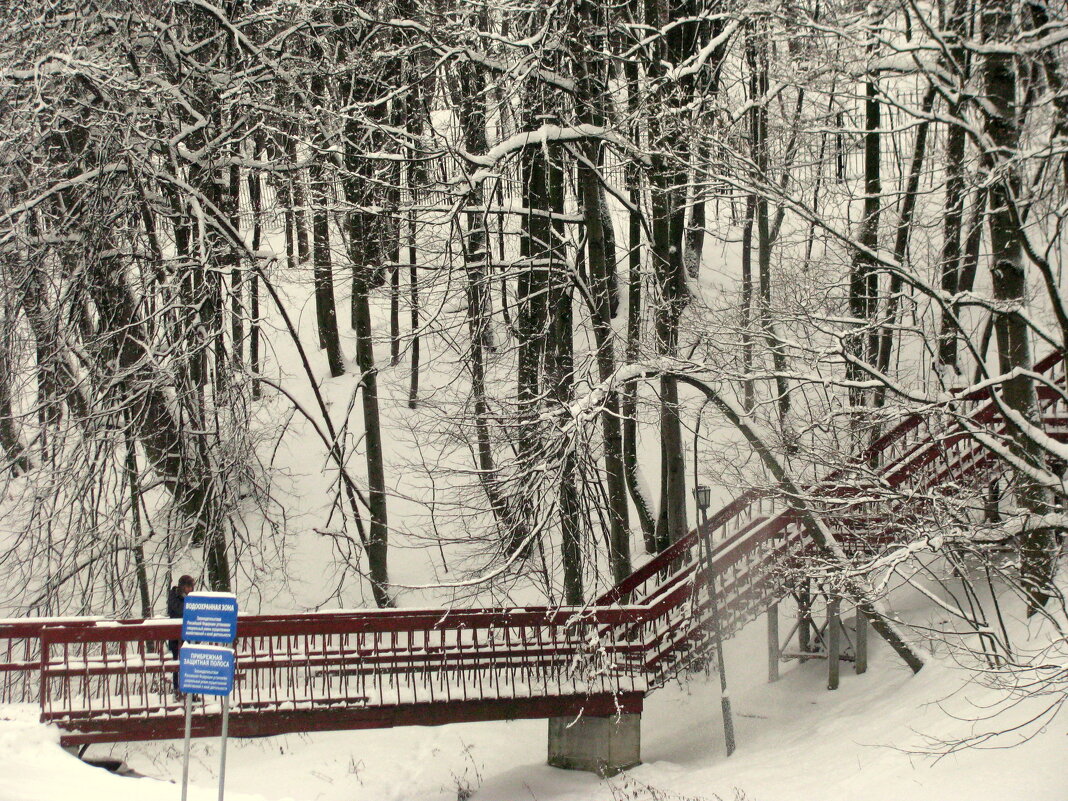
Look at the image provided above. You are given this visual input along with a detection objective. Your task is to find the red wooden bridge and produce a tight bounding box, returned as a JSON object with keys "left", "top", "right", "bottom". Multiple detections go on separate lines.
{"left": 3, "top": 356, "right": 1066, "bottom": 748}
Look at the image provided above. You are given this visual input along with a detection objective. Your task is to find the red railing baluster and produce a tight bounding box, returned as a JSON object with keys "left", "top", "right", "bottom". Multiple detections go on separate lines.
{"left": 9, "top": 351, "right": 1065, "bottom": 745}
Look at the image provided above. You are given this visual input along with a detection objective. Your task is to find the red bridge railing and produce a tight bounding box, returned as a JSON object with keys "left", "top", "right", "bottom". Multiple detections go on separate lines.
{"left": 2, "top": 355, "right": 1064, "bottom": 744}
{"left": 19, "top": 606, "right": 654, "bottom": 743}
{"left": 602, "top": 353, "right": 1068, "bottom": 687}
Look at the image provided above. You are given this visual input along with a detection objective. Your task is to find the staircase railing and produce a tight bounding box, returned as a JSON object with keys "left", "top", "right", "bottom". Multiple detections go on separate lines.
{"left": 611, "top": 353, "right": 1068, "bottom": 687}
{"left": 2, "top": 355, "right": 1064, "bottom": 740}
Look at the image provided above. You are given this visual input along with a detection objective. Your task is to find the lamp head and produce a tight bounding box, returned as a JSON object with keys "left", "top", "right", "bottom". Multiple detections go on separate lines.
{"left": 695, "top": 484, "right": 711, "bottom": 513}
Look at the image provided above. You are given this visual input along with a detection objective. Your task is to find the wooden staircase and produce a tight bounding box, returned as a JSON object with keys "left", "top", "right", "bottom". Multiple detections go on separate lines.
{"left": 1, "top": 356, "right": 1065, "bottom": 745}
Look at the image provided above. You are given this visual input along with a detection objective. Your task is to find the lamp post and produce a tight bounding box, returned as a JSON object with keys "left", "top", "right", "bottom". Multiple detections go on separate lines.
{"left": 695, "top": 484, "right": 736, "bottom": 756}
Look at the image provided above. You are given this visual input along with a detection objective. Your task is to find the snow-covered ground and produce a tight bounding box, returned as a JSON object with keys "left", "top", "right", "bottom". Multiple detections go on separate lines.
{"left": 3, "top": 588, "right": 1064, "bottom": 801}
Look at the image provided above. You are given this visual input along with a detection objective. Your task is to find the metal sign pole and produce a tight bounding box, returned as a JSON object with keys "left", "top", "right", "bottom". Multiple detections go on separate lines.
{"left": 180, "top": 693, "right": 193, "bottom": 801}
{"left": 180, "top": 592, "right": 238, "bottom": 800}
{"left": 218, "top": 695, "right": 230, "bottom": 801}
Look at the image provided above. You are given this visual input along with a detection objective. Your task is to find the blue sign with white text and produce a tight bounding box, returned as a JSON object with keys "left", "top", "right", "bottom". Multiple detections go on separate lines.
{"left": 179, "top": 644, "right": 235, "bottom": 696}
{"left": 181, "top": 592, "right": 238, "bottom": 643}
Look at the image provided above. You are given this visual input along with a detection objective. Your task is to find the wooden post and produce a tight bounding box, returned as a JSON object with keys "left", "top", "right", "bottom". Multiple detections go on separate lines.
{"left": 854, "top": 606, "right": 868, "bottom": 674}
{"left": 798, "top": 579, "right": 811, "bottom": 662}
{"left": 767, "top": 601, "right": 780, "bottom": 682}
{"left": 827, "top": 595, "right": 840, "bottom": 690}
{"left": 38, "top": 639, "right": 49, "bottom": 718}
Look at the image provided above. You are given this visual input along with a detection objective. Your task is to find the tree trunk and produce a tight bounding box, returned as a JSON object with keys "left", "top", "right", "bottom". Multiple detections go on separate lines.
{"left": 387, "top": 97, "right": 404, "bottom": 368}
{"left": 310, "top": 73, "right": 345, "bottom": 379}
{"left": 408, "top": 210, "right": 420, "bottom": 408}
{"left": 875, "top": 86, "right": 936, "bottom": 406}
{"left": 644, "top": 0, "right": 713, "bottom": 550}
{"left": 228, "top": 163, "right": 244, "bottom": 371}
{"left": 648, "top": 130, "right": 689, "bottom": 552}
{"left": 312, "top": 197, "right": 345, "bottom": 378}
{"left": 937, "top": 0, "right": 971, "bottom": 373}
{"left": 574, "top": 0, "right": 631, "bottom": 583}
{"left": 516, "top": 85, "right": 564, "bottom": 555}
{"left": 621, "top": 57, "right": 657, "bottom": 553}
{"left": 847, "top": 63, "right": 881, "bottom": 418}
{"left": 748, "top": 31, "right": 789, "bottom": 421}
{"left": 248, "top": 143, "right": 263, "bottom": 400}
{"left": 351, "top": 284, "right": 391, "bottom": 608}
{"left": 546, "top": 256, "right": 583, "bottom": 605}
{"left": 0, "top": 304, "right": 29, "bottom": 474}
{"left": 289, "top": 134, "right": 310, "bottom": 269}
{"left": 740, "top": 194, "right": 756, "bottom": 411}
{"left": 124, "top": 419, "right": 152, "bottom": 618}
{"left": 982, "top": 0, "right": 1056, "bottom": 613}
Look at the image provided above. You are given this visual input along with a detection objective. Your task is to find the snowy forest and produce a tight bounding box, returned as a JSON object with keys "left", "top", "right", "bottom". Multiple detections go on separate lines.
{"left": 0, "top": 0, "right": 1065, "bottom": 653}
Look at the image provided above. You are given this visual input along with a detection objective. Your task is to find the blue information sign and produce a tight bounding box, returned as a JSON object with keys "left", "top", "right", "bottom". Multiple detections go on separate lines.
{"left": 179, "top": 644, "right": 235, "bottom": 696}
{"left": 181, "top": 592, "right": 238, "bottom": 643}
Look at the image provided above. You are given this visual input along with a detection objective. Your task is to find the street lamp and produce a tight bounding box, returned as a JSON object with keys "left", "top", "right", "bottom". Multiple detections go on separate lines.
{"left": 694, "top": 484, "right": 736, "bottom": 756}
{"left": 695, "top": 484, "right": 712, "bottom": 516}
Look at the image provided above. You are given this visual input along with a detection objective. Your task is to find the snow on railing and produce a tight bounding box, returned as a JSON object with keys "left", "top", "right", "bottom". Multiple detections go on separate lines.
{"left": 2, "top": 354, "right": 1065, "bottom": 741}
{"left": 28, "top": 605, "right": 655, "bottom": 742}
{"left": 614, "top": 352, "right": 1068, "bottom": 688}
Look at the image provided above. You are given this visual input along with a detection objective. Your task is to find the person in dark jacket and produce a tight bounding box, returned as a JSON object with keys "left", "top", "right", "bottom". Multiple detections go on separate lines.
{"left": 167, "top": 575, "right": 195, "bottom": 699}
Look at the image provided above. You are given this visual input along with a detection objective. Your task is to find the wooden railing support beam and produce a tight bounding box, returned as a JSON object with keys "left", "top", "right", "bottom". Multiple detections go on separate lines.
{"left": 798, "top": 580, "right": 812, "bottom": 662}
{"left": 855, "top": 606, "right": 868, "bottom": 674}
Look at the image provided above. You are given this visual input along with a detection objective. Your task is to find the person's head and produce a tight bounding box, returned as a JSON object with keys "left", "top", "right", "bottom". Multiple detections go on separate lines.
{"left": 178, "top": 575, "right": 195, "bottom": 595}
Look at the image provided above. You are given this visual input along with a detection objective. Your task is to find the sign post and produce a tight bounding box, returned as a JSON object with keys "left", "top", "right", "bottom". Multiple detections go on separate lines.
{"left": 181, "top": 693, "right": 192, "bottom": 801}
{"left": 179, "top": 592, "right": 238, "bottom": 801}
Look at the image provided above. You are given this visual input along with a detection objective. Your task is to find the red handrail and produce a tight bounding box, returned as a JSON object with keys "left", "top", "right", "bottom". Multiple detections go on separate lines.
{"left": 4, "top": 353, "right": 1064, "bottom": 743}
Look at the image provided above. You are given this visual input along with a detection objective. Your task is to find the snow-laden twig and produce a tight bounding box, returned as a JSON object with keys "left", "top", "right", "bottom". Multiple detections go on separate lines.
{"left": 454, "top": 124, "right": 648, "bottom": 196}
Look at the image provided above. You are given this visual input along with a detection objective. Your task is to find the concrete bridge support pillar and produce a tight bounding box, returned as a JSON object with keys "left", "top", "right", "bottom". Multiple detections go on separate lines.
{"left": 547, "top": 713, "right": 641, "bottom": 776}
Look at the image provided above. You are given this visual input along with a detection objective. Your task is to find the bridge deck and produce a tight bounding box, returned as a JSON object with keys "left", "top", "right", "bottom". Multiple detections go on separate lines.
{"left": 48, "top": 693, "right": 645, "bottom": 746}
